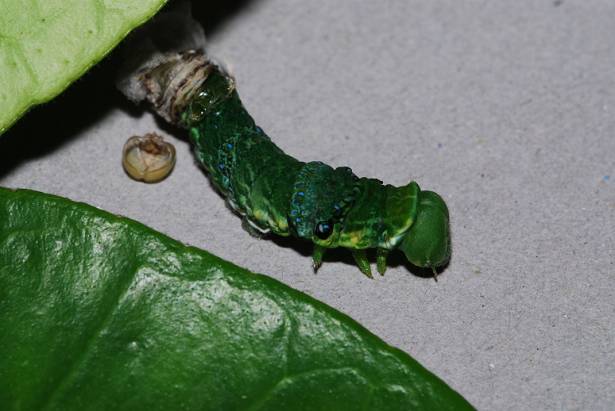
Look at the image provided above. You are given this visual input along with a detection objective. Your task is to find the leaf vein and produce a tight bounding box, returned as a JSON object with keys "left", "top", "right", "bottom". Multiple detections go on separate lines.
{"left": 38, "top": 247, "right": 141, "bottom": 410}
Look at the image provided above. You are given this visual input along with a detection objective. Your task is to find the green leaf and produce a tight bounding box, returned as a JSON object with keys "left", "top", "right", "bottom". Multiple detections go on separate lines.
{"left": 0, "top": 0, "right": 168, "bottom": 134}
{"left": 0, "top": 187, "right": 474, "bottom": 410}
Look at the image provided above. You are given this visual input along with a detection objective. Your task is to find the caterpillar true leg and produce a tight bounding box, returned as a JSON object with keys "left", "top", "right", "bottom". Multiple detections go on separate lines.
{"left": 377, "top": 249, "right": 389, "bottom": 276}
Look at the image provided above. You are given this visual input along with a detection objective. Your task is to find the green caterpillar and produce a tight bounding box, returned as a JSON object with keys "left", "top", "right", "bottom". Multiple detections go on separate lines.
{"left": 130, "top": 51, "right": 450, "bottom": 278}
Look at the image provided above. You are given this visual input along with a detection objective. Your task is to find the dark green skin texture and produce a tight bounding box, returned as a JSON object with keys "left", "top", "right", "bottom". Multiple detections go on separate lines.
{"left": 0, "top": 188, "right": 473, "bottom": 410}
{"left": 185, "top": 72, "right": 406, "bottom": 244}
{"left": 188, "top": 85, "right": 303, "bottom": 236}
{"left": 183, "top": 70, "right": 451, "bottom": 274}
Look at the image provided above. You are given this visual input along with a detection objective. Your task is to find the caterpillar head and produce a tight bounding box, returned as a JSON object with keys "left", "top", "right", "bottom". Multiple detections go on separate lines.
{"left": 397, "top": 190, "right": 450, "bottom": 271}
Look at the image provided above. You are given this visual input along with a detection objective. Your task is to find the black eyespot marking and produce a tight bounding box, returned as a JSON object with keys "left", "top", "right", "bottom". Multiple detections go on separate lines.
{"left": 315, "top": 220, "right": 334, "bottom": 240}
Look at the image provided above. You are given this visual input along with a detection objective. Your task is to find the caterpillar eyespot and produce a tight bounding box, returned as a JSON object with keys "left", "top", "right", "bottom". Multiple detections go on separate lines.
{"left": 315, "top": 221, "right": 334, "bottom": 240}
{"left": 128, "top": 50, "right": 450, "bottom": 278}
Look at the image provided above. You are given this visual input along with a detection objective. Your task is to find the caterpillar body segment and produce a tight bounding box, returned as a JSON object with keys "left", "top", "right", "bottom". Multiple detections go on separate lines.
{"left": 181, "top": 64, "right": 450, "bottom": 276}
{"left": 130, "top": 51, "right": 450, "bottom": 277}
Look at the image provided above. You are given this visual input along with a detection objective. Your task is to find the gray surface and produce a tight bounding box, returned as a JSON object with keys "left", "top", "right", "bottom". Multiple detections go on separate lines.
{"left": 1, "top": 0, "right": 614, "bottom": 409}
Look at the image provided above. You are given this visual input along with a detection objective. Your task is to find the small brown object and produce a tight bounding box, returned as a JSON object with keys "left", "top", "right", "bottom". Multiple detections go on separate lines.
{"left": 136, "top": 50, "right": 225, "bottom": 124}
{"left": 122, "top": 133, "right": 176, "bottom": 183}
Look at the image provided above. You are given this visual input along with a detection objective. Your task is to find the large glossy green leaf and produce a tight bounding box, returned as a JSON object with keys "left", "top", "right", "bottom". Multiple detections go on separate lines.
{"left": 0, "top": 0, "right": 168, "bottom": 134}
{"left": 0, "top": 188, "right": 474, "bottom": 410}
